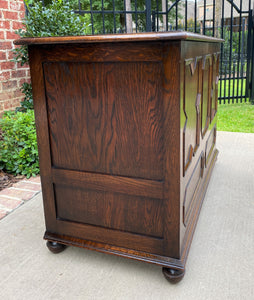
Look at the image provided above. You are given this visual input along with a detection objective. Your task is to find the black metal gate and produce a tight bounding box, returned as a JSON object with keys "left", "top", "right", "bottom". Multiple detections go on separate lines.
{"left": 147, "top": 0, "right": 253, "bottom": 104}
{"left": 36, "top": 0, "right": 254, "bottom": 104}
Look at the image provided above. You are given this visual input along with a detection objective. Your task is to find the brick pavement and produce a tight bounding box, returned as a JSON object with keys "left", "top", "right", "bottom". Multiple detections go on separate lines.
{"left": 0, "top": 175, "right": 41, "bottom": 220}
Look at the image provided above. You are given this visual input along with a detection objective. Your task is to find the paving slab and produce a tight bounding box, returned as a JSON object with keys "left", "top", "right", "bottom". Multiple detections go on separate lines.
{"left": 0, "top": 131, "right": 253, "bottom": 300}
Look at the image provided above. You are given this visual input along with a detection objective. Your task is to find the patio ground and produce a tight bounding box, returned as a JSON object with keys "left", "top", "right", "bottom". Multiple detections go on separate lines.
{"left": 0, "top": 131, "right": 253, "bottom": 300}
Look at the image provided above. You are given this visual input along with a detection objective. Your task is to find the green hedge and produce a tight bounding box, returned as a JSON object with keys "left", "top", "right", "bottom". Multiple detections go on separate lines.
{"left": 0, "top": 110, "right": 39, "bottom": 178}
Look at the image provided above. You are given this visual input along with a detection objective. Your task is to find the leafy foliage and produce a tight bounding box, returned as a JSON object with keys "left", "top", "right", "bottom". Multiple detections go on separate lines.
{"left": 23, "top": 0, "right": 87, "bottom": 37}
{"left": 12, "top": 44, "right": 29, "bottom": 66}
{"left": 16, "top": 83, "right": 34, "bottom": 112}
{"left": 0, "top": 110, "right": 39, "bottom": 178}
{"left": 13, "top": 0, "right": 89, "bottom": 111}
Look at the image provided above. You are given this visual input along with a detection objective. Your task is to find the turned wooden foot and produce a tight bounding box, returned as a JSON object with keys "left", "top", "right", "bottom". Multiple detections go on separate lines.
{"left": 46, "top": 241, "right": 67, "bottom": 254}
{"left": 162, "top": 267, "right": 185, "bottom": 283}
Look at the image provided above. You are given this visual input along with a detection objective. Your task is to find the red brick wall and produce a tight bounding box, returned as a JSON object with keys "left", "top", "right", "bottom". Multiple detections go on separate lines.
{"left": 0, "top": 0, "right": 30, "bottom": 115}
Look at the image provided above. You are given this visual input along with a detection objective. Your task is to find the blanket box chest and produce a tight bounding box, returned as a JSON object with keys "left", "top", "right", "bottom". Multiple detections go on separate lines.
{"left": 15, "top": 32, "right": 222, "bottom": 283}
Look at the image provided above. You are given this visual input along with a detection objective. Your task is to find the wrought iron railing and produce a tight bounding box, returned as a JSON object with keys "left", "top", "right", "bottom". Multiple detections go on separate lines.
{"left": 26, "top": 0, "right": 253, "bottom": 104}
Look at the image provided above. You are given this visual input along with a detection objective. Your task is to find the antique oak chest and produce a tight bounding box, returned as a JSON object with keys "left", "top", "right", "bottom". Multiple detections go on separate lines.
{"left": 15, "top": 32, "right": 222, "bottom": 282}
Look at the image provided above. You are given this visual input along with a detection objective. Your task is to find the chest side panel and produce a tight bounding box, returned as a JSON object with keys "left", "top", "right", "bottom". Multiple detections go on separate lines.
{"left": 31, "top": 42, "right": 173, "bottom": 256}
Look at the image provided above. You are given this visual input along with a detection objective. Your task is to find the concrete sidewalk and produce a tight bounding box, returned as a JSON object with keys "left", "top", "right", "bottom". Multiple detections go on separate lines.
{"left": 0, "top": 131, "right": 254, "bottom": 300}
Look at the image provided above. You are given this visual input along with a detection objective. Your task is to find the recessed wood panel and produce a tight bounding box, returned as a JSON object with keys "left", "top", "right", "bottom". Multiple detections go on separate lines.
{"left": 43, "top": 61, "right": 164, "bottom": 180}
{"left": 210, "top": 53, "right": 220, "bottom": 122}
{"left": 183, "top": 153, "right": 204, "bottom": 227}
{"left": 54, "top": 184, "right": 164, "bottom": 238}
{"left": 183, "top": 57, "right": 201, "bottom": 176}
{"left": 201, "top": 55, "right": 212, "bottom": 137}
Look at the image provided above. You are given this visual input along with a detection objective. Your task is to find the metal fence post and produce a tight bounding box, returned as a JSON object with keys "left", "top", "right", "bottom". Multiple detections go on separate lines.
{"left": 146, "top": 0, "right": 152, "bottom": 32}
{"left": 246, "top": 8, "right": 254, "bottom": 103}
{"left": 251, "top": 9, "right": 254, "bottom": 102}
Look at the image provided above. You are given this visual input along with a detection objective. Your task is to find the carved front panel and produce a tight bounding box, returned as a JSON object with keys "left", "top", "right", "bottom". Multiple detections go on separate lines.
{"left": 181, "top": 49, "right": 219, "bottom": 229}
{"left": 182, "top": 52, "right": 219, "bottom": 177}
{"left": 183, "top": 153, "right": 205, "bottom": 226}
{"left": 183, "top": 58, "right": 202, "bottom": 176}
{"left": 210, "top": 53, "right": 220, "bottom": 122}
{"left": 201, "top": 55, "right": 212, "bottom": 138}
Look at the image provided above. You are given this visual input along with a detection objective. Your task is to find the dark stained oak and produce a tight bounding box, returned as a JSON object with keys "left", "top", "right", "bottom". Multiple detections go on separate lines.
{"left": 14, "top": 31, "right": 223, "bottom": 45}
{"left": 15, "top": 32, "right": 222, "bottom": 283}
{"left": 44, "top": 61, "right": 164, "bottom": 180}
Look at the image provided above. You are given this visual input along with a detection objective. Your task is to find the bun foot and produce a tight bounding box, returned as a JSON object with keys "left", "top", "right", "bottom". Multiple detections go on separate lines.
{"left": 46, "top": 241, "right": 67, "bottom": 254}
{"left": 162, "top": 267, "right": 185, "bottom": 283}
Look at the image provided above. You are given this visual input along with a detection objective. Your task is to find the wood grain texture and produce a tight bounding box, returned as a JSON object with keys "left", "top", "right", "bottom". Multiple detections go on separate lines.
{"left": 40, "top": 42, "right": 163, "bottom": 63}
{"left": 54, "top": 184, "right": 163, "bottom": 238}
{"left": 210, "top": 53, "right": 220, "bottom": 122}
{"left": 162, "top": 42, "right": 181, "bottom": 258}
{"left": 183, "top": 152, "right": 204, "bottom": 227}
{"left": 52, "top": 168, "right": 164, "bottom": 199}
{"left": 14, "top": 31, "right": 223, "bottom": 46}
{"left": 183, "top": 57, "right": 202, "bottom": 176}
{"left": 44, "top": 231, "right": 184, "bottom": 269}
{"left": 201, "top": 55, "right": 212, "bottom": 138}
{"left": 28, "top": 47, "right": 57, "bottom": 231}
{"left": 52, "top": 218, "right": 165, "bottom": 254}
{"left": 44, "top": 61, "right": 164, "bottom": 180}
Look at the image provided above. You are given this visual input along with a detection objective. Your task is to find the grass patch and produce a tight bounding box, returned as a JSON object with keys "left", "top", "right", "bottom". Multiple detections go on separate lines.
{"left": 217, "top": 102, "right": 254, "bottom": 133}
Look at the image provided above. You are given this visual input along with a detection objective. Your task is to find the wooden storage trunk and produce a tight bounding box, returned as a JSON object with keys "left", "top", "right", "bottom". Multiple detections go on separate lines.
{"left": 15, "top": 32, "right": 222, "bottom": 283}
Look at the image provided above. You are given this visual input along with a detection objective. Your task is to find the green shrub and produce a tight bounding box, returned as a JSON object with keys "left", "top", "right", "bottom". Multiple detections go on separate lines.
{"left": 12, "top": 0, "right": 88, "bottom": 111}
{"left": 16, "top": 82, "right": 34, "bottom": 112}
{"left": 22, "top": 0, "right": 87, "bottom": 38}
{"left": 0, "top": 110, "right": 39, "bottom": 178}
